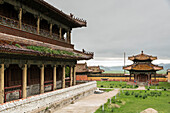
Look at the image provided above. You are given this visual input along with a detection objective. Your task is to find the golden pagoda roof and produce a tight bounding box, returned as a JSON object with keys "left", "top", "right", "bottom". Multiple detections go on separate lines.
{"left": 123, "top": 63, "right": 163, "bottom": 71}
{"left": 128, "top": 51, "right": 157, "bottom": 61}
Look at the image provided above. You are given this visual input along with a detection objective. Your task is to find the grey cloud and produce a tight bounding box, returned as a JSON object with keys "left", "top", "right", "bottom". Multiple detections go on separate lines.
{"left": 45, "top": 0, "right": 170, "bottom": 59}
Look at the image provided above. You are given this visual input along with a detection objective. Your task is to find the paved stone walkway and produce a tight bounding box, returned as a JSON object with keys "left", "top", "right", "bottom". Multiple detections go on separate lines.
{"left": 54, "top": 89, "right": 119, "bottom": 113}
{"left": 137, "top": 86, "right": 146, "bottom": 90}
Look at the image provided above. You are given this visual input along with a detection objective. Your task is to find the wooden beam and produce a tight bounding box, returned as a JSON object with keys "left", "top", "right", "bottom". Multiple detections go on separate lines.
{"left": 53, "top": 65, "right": 56, "bottom": 90}
{"left": 73, "top": 66, "right": 76, "bottom": 86}
{"left": 37, "top": 17, "right": 40, "bottom": 35}
{"left": 59, "top": 27, "right": 62, "bottom": 40}
{"left": 62, "top": 65, "right": 65, "bottom": 88}
{"left": 70, "top": 66, "right": 73, "bottom": 86}
{"left": 22, "top": 64, "right": 27, "bottom": 98}
{"left": 0, "top": 64, "right": 4, "bottom": 104}
{"left": 19, "top": 8, "right": 22, "bottom": 30}
{"left": 40, "top": 64, "right": 44, "bottom": 94}
{"left": 50, "top": 23, "right": 53, "bottom": 36}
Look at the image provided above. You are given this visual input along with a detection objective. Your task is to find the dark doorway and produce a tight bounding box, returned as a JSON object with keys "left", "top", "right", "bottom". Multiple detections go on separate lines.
{"left": 138, "top": 74, "right": 148, "bottom": 82}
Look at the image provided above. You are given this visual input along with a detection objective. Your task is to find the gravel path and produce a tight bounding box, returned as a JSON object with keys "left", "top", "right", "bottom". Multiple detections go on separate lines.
{"left": 54, "top": 89, "right": 119, "bottom": 113}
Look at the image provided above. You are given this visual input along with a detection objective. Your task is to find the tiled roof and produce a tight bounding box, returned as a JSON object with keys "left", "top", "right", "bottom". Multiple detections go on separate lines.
{"left": 88, "top": 66, "right": 103, "bottom": 73}
{"left": 75, "top": 63, "right": 88, "bottom": 72}
{"left": 75, "top": 64, "right": 104, "bottom": 73}
{"left": 35, "top": 0, "right": 86, "bottom": 27}
{"left": 128, "top": 51, "right": 157, "bottom": 61}
{"left": 123, "top": 63, "right": 163, "bottom": 71}
{"left": 0, "top": 33, "right": 93, "bottom": 60}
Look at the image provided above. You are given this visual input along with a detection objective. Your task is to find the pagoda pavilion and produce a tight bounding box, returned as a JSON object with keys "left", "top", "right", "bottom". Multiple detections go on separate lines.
{"left": 0, "top": 0, "right": 93, "bottom": 104}
{"left": 123, "top": 51, "right": 163, "bottom": 83}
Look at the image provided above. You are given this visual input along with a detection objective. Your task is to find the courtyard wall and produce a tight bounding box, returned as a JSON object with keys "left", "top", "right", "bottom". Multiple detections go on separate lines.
{"left": 0, "top": 81, "right": 97, "bottom": 113}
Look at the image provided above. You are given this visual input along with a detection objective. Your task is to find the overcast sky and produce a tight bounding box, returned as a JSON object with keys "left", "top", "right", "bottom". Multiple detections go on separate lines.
{"left": 45, "top": 0, "right": 170, "bottom": 66}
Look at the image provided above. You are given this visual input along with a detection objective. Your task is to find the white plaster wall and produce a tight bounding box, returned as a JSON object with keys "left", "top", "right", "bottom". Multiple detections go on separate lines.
{"left": 0, "top": 81, "right": 97, "bottom": 113}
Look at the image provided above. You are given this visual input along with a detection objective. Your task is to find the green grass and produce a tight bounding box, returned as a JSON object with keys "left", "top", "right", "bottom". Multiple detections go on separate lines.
{"left": 104, "top": 89, "right": 114, "bottom": 92}
{"left": 95, "top": 90, "right": 170, "bottom": 113}
{"left": 146, "top": 82, "right": 170, "bottom": 89}
{"left": 26, "top": 46, "right": 76, "bottom": 56}
{"left": 97, "top": 81, "right": 136, "bottom": 89}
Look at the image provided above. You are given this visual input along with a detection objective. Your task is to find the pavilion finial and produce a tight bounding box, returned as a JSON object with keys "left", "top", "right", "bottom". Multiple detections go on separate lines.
{"left": 141, "top": 51, "right": 143, "bottom": 54}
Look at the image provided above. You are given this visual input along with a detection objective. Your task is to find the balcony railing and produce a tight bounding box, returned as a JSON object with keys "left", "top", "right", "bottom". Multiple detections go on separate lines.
{"left": 0, "top": 15, "right": 68, "bottom": 43}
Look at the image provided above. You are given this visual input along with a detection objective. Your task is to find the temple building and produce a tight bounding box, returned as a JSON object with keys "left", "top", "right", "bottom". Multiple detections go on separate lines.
{"left": 0, "top": 0, "right": 93, "bottom": 105}
{"left": 76, "top": 63, "right": 104, "bottom": 81}
{"left": 123, "top": 51, "right": 163, "bottom": 83}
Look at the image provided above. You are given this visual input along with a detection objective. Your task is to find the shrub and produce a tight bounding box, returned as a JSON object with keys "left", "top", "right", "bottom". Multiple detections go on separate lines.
{"left": 111, "top": 99, "right": 116, "bottom": 103}
{"left": 125, "top": 91, "right": 130, "bottom": 96}
{"left": 143, "top": 94, "right": 147, "bottom": 99}
{"left": 139, "top": 94, "right": 142, "bottom": 98}
{"left": 147, "top": 88, "right": 150, "bottom": 91}
{"left": 164, "top": 88, "right": 167, "bottom": 91}
{"left": 131, "top": 91, "right": 134, "bottom": 95}
{"left": 110, "top": 86, "right": 113, "bottom": 88}
{"left": 135, "top": 93, "right": 139, "bottom": 97}
{"left": 117, "top": 100, "right": 122, "bottom": 103}
{"left": 101, "top": 85, "right": 104, "bottom": 87}
{"left": 135, "top": 85, "right": 138, "bottom": 88}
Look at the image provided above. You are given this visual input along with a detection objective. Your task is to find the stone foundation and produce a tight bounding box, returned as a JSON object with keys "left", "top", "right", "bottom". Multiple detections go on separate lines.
{"left": 6, "top": 81, "right": 62, "bottom": 102}
{"left": 0, "top": 81, "right": 97, "bottom": 113}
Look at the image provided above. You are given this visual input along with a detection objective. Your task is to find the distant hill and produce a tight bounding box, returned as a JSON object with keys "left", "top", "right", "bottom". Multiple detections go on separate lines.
{"left": 100, "top": 63, "right": 170, "bottom": 74}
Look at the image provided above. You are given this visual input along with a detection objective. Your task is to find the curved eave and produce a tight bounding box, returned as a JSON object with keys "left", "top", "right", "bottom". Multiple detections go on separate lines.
{"left": 123, "top": 64, "right": 163, "bottom": 71}
{"left": 34, "top": 0, "right": 87, "bottom": 28}
{"left": 0, "top": 47, "right": 92, "bottom": 60}
{"left": 128, "top": 56, "right": 157, "bottom": 61}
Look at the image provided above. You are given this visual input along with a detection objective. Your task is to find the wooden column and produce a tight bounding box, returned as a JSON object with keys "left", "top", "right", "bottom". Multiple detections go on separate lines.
{"left": 67, "top": 31, "right": 70, "bottom": 43}
{"left": 37, "top": 17, "right": 40, "bottom": 34}
{"left": 19, "top": 8, "right": 22, "bottom": 30}
{"left": 0, "top": 64, "right": 4, "bottom": 104}
{"left": 62, "top": 65, "right": 65, "bottom": 89}
{"left": 53, "top": 65, "right": 56, "bottom": 90}
{"left": 50, "top": 23, "right": 53, "bottom": 36}
{"left": 70, "top": 66, "right": 73, "bottom": 86}
{"left": 69, "top": 31, "right": 71, "bottom": 43}
{"left": 59, "top": 27, "right": 62, "bottom": 40}
{"left": 22, "top": 64, "right": 27, "bottom": 98}
{"left": 73, "top": 66, "right": 76, "bottom": 86}
{"left": 40, "top": 65, "right": 44, "bottom": 94}
{"left": 154, "top": 74, "right": 156, "bottom": 82}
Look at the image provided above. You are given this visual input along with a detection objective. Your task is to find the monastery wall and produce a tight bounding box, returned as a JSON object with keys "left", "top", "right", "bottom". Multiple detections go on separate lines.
{"left": 5, "top": 80, "right": 62, "bottom": 102}
{"left": 87, "top": 76, "right": 167, "bottom": 82}
{"left": 168, "top": 71, "right": 170, "bottom": 83}
{"left": 0, "top": 81, "right": 97, "bottom": 113}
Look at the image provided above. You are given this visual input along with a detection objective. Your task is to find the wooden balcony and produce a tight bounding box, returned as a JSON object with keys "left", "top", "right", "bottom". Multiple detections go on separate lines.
{"left": 0, "top": 15, "right": 74, "bottom": 49}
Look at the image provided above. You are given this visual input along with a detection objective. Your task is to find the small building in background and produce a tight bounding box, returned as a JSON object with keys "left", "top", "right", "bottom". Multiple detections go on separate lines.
{"left": 88, "top": 66, "right": 104, "bottom": 74}
{"left": 167, "top": 69, "right": 170, "bottom": 83}
{"left": 76, "top": 63, "right": 104, "bottom": 81}
{"left": 123, "top": 51, "right": 163, "bottom": 84}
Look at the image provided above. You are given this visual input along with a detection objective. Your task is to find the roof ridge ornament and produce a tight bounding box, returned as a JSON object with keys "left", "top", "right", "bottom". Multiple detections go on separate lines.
{"left": 141, "top": 50, "right": 143, "bottom": 54}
